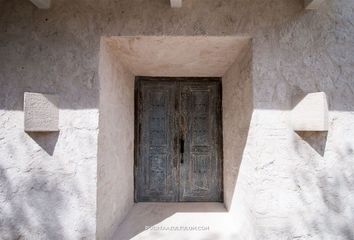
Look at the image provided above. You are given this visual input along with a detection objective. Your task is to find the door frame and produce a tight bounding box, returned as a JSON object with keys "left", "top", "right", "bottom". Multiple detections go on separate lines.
{"left": 134, "top": 76, "right": 224, "bottom": 202}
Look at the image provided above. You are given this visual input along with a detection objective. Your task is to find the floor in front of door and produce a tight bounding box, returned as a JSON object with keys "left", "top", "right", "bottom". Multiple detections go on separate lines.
{"left": 112, "top": 203, "right": 238, "bottom": 240}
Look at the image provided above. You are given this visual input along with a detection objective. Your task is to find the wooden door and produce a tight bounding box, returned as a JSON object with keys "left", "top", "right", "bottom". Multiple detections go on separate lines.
{"left": 135, "top": 77, "right": 222, "bottom": 202}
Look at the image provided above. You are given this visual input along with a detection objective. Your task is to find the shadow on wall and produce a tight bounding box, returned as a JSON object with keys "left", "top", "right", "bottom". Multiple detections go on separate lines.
{"left": 0, "top": 0, "right": 99, "bottom": 111}
{"left": 222, "top": 40, "right": 254, "bottom": 212}
{"left": 0, "top": 164, "right": 64, "bottom": 240}
{"left": 0, "top": 162, "right": 91, "bottom": 239}
{"left": 253, "top": 0, "right": 354, "bottom": 113}
{"left": 0, "top": 129, "right": 94, "bottom": 239}
{"left": 290, "top": 88, "right": 354, "bottom": 239}
{"left": 26, "top": 132, "right": 59, "bottom": 156}
{"left": 294, "top": 131, "right": 328, "bottom": 156}
{"left": 291, "top": 143, "right": 354, "bottom": 239}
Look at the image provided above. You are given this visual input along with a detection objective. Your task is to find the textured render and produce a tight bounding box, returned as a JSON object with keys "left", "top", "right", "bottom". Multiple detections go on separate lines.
{"left": 0, "top": 0, "right": 353, "bottom": 239}
{"left": 290, "top": 92, "right": 329, "bottom": 131}
{"left": 0, "top": 0, "right": 99, "bottom": 239}
{"left": 105, "top": 36, "right": 249, "bottom": 77}
{"left": 97, "top": 39, "right": 135, "bottom": 240}
{"left": 24, "top": 92, "right": 59, "bottom": 132}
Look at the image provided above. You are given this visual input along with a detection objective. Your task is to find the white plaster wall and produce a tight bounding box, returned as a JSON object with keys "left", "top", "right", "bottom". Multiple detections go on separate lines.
{"left": 97, "top": 40, "right": 135, "bottom": 240}
{"left": 0, "top": 1, "right": 99, "bottom": 239}
{"left": 0, "top": 110, "right": 98, "bottom": 240}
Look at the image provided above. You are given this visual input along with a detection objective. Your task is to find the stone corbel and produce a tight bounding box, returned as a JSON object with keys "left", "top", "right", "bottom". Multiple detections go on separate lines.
{"left": 29, "top": 0, "right": 51, "bottom": 9}
{"left": 170, "top": 0, "right": 182, "bottom": 8}
{"left": 304, "top": 0, "right": 324, "bottom": 10}
{"left": 24, "top": 92, "right": 59, "bottom": 132}
{"left": 290, "top": 92, "right": 329, "bottom": 131}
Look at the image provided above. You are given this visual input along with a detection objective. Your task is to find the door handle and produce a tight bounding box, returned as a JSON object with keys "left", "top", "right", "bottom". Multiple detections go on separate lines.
{"left": 180, "top": 138, "right": 184, "bottom": 164}
{"left": 173, "top": 136, "right": 178, "bottom": 167}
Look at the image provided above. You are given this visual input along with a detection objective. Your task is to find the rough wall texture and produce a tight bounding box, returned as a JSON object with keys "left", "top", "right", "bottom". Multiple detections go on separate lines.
{"left": 97, "top": 40, "right": 134, "bottom": 240}
{"left": 0, "top": 0, "right": 353, "bottom": 239}
{"left": 249, "top": 1, "right": 354, "bottom": 238}
{"left": 0, "top": 1, "right": 99, "bottom": 239}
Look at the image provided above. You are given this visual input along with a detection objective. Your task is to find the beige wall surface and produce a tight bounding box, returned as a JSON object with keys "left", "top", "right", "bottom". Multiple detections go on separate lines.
{"left": 105, "top": 36, "right": 249, "bottom": 77}
{"left": 97, "top": 40, "right": 134, "bottom": 240}
{"left": 0, "top": 0, "right": 353, "bottom": 239}
{"left": 222, "top": 41, "right": 255, "bottom": 239}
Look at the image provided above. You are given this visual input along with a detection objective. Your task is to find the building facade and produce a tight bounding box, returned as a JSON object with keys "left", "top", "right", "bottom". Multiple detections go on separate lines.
{"left": 0, "top": 0, "right": 354, "bottom": 239}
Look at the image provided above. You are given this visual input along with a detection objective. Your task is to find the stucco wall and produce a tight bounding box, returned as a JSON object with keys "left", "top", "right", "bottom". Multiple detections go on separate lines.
{"left": 249, "top": 1, "right": 354, "bottom": 238}
{"left": 0, "top": 0, "right": 353, "bottom": 239}
{"left": 0, "top": 1, "right": 99, "bottom": 239}
{"left": 97, "top": 40, "right": 134, "bottom": 240}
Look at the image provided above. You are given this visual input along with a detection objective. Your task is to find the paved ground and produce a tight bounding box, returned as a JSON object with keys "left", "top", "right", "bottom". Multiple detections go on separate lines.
{"left": 112, "top": 202, "right": 239, "bottom": 240}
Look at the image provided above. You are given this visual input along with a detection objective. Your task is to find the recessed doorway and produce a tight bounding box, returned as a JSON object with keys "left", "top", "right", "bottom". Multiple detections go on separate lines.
{"left": 135, "top": 77, "right": 223, "bottom": 202}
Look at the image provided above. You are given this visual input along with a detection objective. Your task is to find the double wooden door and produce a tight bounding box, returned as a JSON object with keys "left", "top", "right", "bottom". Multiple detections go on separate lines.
{"left": 135, "top": 77, "right": 222, "bottom": 202}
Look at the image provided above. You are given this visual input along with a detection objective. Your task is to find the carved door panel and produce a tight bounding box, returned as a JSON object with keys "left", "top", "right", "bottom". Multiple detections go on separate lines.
{"left": 135, "top": 77, "right": 222, "bottom": 202}
{"left": 179, "top": 81, "right": 222, "bottom": 201}
{"left": 135, "top": 80, "right": 178, "bottom": 201}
